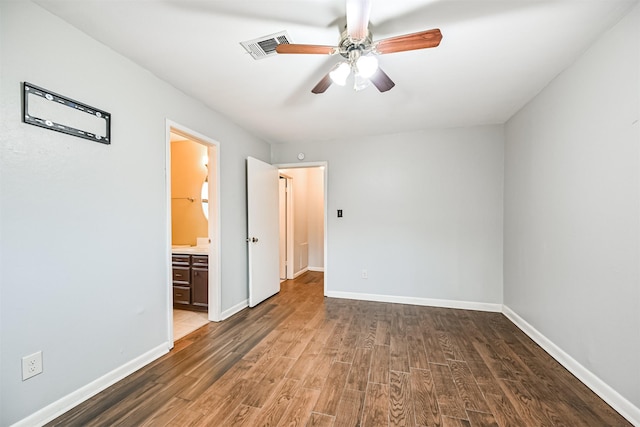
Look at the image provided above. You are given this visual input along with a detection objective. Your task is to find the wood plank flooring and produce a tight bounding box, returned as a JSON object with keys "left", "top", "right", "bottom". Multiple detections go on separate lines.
{"left": 48, "top": 272, "right": 632, "bottom": 426}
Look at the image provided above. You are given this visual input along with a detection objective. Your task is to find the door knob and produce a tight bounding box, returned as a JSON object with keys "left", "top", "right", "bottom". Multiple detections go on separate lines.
{"left": 246, "top": 237, "right": 259, "bottom": 243}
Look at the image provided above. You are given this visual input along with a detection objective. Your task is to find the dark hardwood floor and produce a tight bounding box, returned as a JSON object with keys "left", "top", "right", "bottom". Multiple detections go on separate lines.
{"left": 48, "top": 272, "right": 631, "bottom": 426}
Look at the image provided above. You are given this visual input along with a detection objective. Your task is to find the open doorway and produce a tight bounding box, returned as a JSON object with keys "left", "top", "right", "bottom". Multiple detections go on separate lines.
{"left": 247, "top": 159, "right": 328, "bottom": 305}
{"left": 166, "top": 121, "right": 220, "bottom": 345}
{"left": 278, "top": 165, "right": 326, "bottom": 282}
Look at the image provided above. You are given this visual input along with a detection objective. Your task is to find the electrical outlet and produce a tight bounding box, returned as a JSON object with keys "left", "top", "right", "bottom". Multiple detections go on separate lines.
{"left": 362, "top": 269, "right": 368, "bottom": 279}
{"left": 22, "top": 351, "right": 43, "bottom": 381}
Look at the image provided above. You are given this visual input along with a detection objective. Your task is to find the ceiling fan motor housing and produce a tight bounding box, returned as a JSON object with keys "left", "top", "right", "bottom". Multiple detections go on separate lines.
{"left": 338, "top": 28, "right": 374, "bottom": 59}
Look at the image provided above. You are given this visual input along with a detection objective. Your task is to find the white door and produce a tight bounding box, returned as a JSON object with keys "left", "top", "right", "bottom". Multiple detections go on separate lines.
{"left": 247, "top": 157, "right": 280, "bottom": 307}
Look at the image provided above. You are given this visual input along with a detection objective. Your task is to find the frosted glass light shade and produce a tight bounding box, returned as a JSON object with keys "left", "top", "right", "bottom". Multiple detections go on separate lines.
{"left": 329, "top": 62, "right": 350, "bottom": 86}
{"left": 354, "top": 73, "right": 371, "bottom": 91}
{"left": 356, "top": 55, "right": 378, "bottom": 78}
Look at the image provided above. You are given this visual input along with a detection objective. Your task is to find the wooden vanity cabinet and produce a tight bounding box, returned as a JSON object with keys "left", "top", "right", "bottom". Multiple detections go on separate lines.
{"left": 172, "top": 286, "right": 191, "bottom": 306}
{"left": 191, "top": 255, "right": 208, "bottom": 308}
{"left": 172, "top": 253, "right": 208, "bottom": 311}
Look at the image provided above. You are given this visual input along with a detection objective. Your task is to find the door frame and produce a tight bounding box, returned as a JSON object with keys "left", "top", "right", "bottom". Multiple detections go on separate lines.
{"left": 165, "top": 120, "right": 221, "bottom": 347}
{"left": 275, "top": 161, "right": 328, "bottom": 296}
{"left": 279, "top": 173, "right": 294, "bottom": 280}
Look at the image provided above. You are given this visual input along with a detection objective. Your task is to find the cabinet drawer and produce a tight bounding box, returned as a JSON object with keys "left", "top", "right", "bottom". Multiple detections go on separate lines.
{"left": 172, "top": 254, "right": 190, "bottom": 266}
{"left": 192, "top": 255, "right": 208, "bottom": 267}
{"left": 172, "top": 266, "right": 190, "bottom": 284}
{"left": 173, "top": 286, "right": 191, "bottom": 305}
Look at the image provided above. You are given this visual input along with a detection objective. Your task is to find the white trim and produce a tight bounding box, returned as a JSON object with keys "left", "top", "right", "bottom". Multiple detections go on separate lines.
{"left": 326, "top": 291, "right": 502, "bottom": 312}
{"left": 285, "top": 176, "right": 294, "bottom": 280}
{"left": 207, "top": 142, "right": 222, "bottom": 322}
{"left": 308, "top": 266, "right": 325, "bottom": 272}
{"left": 277, "top": 174, "right": 290, "bottom": 280}
{"left": 11, "top": 343, "right": 169, "bottom": 427}
{"left": 164, "top": 124, "right": 174, "bottom": 344}
{"left": 502, "top": 306, "right": 640, "bottom": 426}
{"left": 322, "top": 164, "right": 327, "bottom": 297}
{"left": 293, "top": 267, "right": 309, "bottom": 279}
{"left": 221, "top": 299, "right": 249, "bottom": 320}
{"left": 165, "top": 120, "right": 222, "bottom": 329}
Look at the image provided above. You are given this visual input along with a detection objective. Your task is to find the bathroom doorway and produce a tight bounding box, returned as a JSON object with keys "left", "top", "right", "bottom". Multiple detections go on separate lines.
{"left": 166, "top": 121, "right": 221, "bottom": 345}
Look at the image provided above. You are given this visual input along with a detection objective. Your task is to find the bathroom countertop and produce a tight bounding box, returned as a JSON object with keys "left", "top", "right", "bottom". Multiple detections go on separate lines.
{"left": 171, "top": 246, "right": 209, "bottom": 255}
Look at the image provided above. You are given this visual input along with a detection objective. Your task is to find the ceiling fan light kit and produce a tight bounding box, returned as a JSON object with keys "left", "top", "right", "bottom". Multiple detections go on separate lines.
{"left": 356, "top": 55, "right": 379, "bottom": 78}
{"left": 353, "top": 73, "right": 372, "bottom": 91}
{"left": 328, "top": 49, "right": 379, "bottom": 88}
{"left": 329, "top": 62, "right": 351, "bottom": 86}
{"left": 273, "top": 0, "right": 442, "bottom": 94}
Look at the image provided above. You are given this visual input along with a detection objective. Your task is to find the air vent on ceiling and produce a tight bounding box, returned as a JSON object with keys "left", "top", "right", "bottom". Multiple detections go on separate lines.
{"left": 240, "top": 31, "right": 291, "bottom": 60}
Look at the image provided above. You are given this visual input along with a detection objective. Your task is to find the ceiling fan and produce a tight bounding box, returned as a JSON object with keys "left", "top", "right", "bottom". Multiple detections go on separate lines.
{"left": 275, "top": 0, "right": 442, "bottom": 94}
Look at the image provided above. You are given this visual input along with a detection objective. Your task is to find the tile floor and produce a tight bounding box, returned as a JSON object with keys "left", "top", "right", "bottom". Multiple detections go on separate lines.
{"left": 173, "top": 309, "right": 209, "bottom": 340}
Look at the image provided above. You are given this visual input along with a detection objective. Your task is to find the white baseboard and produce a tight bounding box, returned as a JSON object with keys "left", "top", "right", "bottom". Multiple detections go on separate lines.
{"left": 502, "top": 305, "right": 640, "bottom": 426}
{"left": 221, "top": 299, "right": 248, "bottom": 320}
{"left": 293, "top": 268, "right": 309, "bottom": 279}
{"left": 307, "top": 266, "right": 324, "bottom": 272}
{"left": 12, "top": 343, "right": 170, "bottom": 427}
{"left": 325, "top": 291, "right": 502, "bottom": 312}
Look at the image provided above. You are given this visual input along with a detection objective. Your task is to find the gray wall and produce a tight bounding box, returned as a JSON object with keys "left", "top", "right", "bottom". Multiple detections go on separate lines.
{"left": 504, "top": 3, "right": 640, "bottom": 410}
{"left": 0, "top": 2, "right": 269, "bottom": 425}
{"left": 272, "top": 126, "right": 505, "bottom": 305}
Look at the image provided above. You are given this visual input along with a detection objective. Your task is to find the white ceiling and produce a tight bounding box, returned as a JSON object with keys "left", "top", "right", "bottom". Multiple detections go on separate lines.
{"left": 35, "top": 0, "right": 637, "bottom": 144}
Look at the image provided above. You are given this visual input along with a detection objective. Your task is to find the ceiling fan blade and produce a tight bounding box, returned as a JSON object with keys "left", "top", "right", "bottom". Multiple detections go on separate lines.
{"left": 370, "top": 68, "right": 395, "bottom": 92}
{"left": 311, "top": 74, "right": 333, "bottom": 94}
{"left": 346, "top": 0, "right": 372, "bottom": 42}
{"left": 375, "top": 29, "right": 442, "bottom": 54}
{"left": 276, "top": 44, "right": 336, "bottom": 55}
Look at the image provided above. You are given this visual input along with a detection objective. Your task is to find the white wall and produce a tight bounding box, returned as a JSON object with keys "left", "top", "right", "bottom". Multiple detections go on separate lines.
{"left": 504, "top": 2, "right": 640, "bottom": 415}
{"left": 0, "top": 2, "right": 269, "bottom": 425}
{"left": 272, "top": 126, "right": 504, "bottom": 306}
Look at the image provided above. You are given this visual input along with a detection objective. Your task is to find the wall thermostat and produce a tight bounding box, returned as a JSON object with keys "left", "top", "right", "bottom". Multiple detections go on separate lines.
{"left": 297, "top": 152, "right": 305, "bottom": 160}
